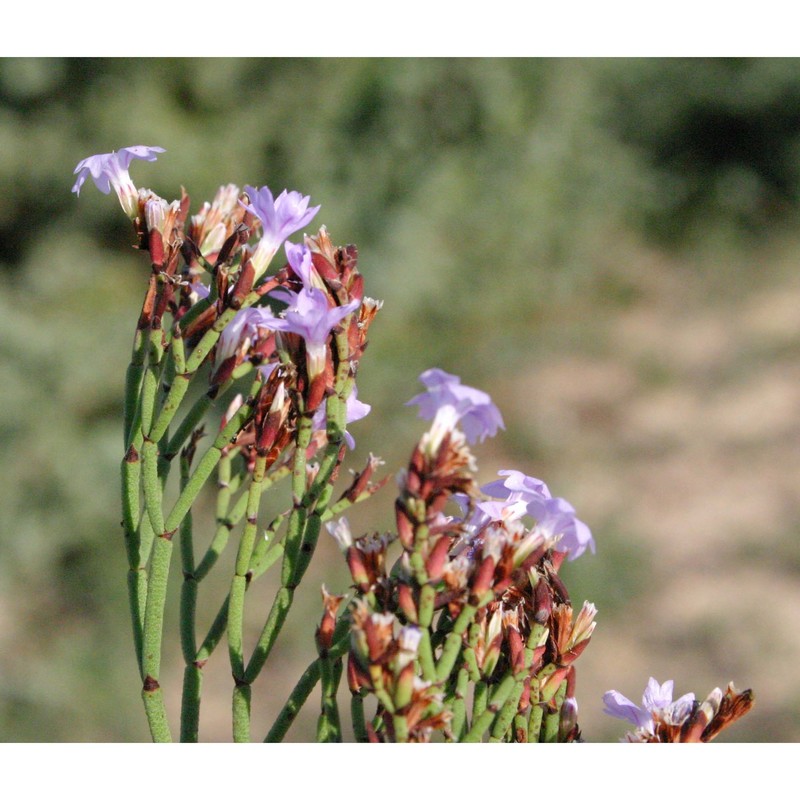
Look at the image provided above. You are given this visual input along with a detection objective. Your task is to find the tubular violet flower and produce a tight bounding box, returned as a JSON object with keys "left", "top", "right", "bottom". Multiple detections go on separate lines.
{"left": 478, "top": 470, "right": 552, "bottom": 523}
{"left": 285, "top": 241, "right": 315, "bottom": 289}
{"left": 72, "top": 146, "right": 165, "bottom": 218}
{"left": 216, "top": 306, "right": 281, "bottom": 364}
{"left": 242, "top": 185, "right": 320, "bottom": 280}
{"left": 268, "top": 286, "right": 360, "bottom": 379}
{"left": 482, "top": 469, "right": 551, "bottom": 503}
{"left": 406, "top": 368, "right": 504, "bottom": 444}
{"left": 526, "top": 494, "right": 595, "bottom": 561}
{"left": 603, "top": 677, "right": 696, "bottom": 735}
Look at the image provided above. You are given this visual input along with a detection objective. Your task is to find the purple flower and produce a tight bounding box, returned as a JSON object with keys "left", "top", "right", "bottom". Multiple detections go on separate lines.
{"left": 406, "top": 368, "right": 505, "bottom": 444}
{"left": 312, "top": 385, "right": 371, "bottom": 448}
{"left": 474, "top": 498, "right": 527, "bottom": 523}
{"left": 480, "top": 470, "right": 592, "bottom": 559}
{"left": 216, "top": 306, "right": 281, "bottom": 364}
{"left": 242, "top": 185, "right": 320, "bottom": 279}
{"left": 268, "top": 286, "right": 360, "bottom": 378}
{"left": 603, "top": 678, "right": 696, "bottom": 734}
{"left": 285, "top": 241, "right": 315, "bottom": 289}
{"left": 482, "top": 469, "right": 551, "bottom": 502}
{"left": 72, "top": 146, "right": 165, "bottom": 218}
{"left": 526, "top": 494, "right": 595, "bottom": 561}
{"left": 480, "top": 469, "right": 552, "bottom": 520}
{"left": 602, "top": 689, "right": 652, "bottom": 730}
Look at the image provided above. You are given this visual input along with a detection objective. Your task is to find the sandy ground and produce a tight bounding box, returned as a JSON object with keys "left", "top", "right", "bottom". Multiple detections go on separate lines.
{"left": 501, "top": 246, "right": 800, "bottom": 741}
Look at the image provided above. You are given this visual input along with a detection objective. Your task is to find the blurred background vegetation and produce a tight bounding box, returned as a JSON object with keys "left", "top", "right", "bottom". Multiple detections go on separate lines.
{"left": 2, "top": 57, "right": 799, "bottom": 742}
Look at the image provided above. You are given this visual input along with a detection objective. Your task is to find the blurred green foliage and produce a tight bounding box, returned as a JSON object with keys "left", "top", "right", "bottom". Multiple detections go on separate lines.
{"left": 2, "top": 57, "right": 799, "bottom": 741}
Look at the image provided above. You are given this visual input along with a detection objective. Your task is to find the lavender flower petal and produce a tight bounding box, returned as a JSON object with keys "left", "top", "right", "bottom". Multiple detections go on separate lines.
{"left": 243, "top": 185, "right": 320, "bottom": 256}
{"left": 312, "top": 386, "right": 371, "bottom": 449}
{"left": 72, "top": 145, "right": 165, "bottom": 218}
{"left": 642, "top": 677, "right": 674, "bottom": 712}
{"left": 285, "top": 241, "right": 314, "bottom": 288}
{"left": 602, "top": 690, "right": 652, "bottom": 729}
{"left": 406, "top": 367, "right": 505, "bottom": 444}
{"left": 481, "top": 469, "right": 552, "bottom": 502}
{"left": 526, "top": 495, "right": 595, "bottom": 560}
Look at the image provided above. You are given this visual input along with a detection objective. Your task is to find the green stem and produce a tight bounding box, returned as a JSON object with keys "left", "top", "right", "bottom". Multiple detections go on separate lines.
{"left": 528, "top": 685, "right": 544, "bottom": 742}
{"left": 124, "top": 326, "right": 148, "bottom": 447}
{"left": 264, "top": 660, "right": 321, "bottom": 743}
{"left": 178, "top": 450, "right": 200, "bottom": 742}
{"left": 461, "top": 673, "right": 517, "bottom": 743}
{"left": 126, "top": 568, "right": 147, "bottom": 678}
{"left": 121, "top": 445, "right": 145, "bottom": 671}
{"left": 196, "top": 596, "right": 230, "bottom": 663}
{"left": 317, "top": 656, "right": 343, "bottom": 743}
{"left": 193, "top": 538, "right": 285, "bottom": 666}
{"left": 263, "top": 619, "right": 350, "bottom": 743}
{"left": 150, "top": 372, "right": 191, "bottom": 444}
{"left": 351, "top": 690, "right": 368, "bottom": 743}
{"left": 488, "top": 679, "right": 526, "bottom": 742}
{"left": 160, "top": 391, "right": 214, "bottom": 469}
{"left": 244, "top": 416, "right": 313, "bottom": 684}
{"left": 140, "top": 534, "right": 173, "bottom": 681}
{"left": 163, "top": 378, "right": 259, "bottom": 535}
{"left": 180, "top": 664, "right": 202, "bottom": 743}
{"left": 193, "top": 452, "right": 239, "bottom": 582}
{"left": 140, "top": 334, "right": 163, "bottom": 438}
{"left": 435, "top": 603, "right": 481, "bottom": 683}
{"left": 513, "top": 712, "right": 528, "bottom": 743}
{"left": 392, "top": 713, "right": 409, "bottom": 743}
{"left": 121, "top": 447, "right": 141, "bottom": 566}
{"left": 142, "top": 681, "right": 172, "bottom": 743}
{"left": 541, "top": 681, "right": 567, "bottom": 743}
{"left": 450, "top": 666, "right": 470, "bottom": 742}
{"left": 232, "top": 684, "right": 252, "bottom": 743}
{"left": 229, "top": 454, "right": 268, "bottom": 683}
{"left": 141, "top": 439, "right": 165, "bottom": 539}
{"left": 472, "top": 680, "right": 488, "bottom": 728}
{"left": 140, "top": 530, "right": 174, "bottom": 743}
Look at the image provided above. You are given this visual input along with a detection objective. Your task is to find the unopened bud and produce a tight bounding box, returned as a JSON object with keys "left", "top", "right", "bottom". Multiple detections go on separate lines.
{"left": 200, "top": 222, "right": 227, "bottom": 257}
{"left": 221, "top": 394, "right": 244, "bottom": 431}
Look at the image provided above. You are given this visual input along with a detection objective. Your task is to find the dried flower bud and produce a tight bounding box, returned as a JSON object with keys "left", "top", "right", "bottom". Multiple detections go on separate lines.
{"left": 316, "top": 585, "right": 345, "bottom": 653}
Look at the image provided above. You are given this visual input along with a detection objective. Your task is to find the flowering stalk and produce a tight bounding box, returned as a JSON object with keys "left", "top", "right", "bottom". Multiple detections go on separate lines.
{"left": 178, "top": 437, "right": 201, "bottom": 742}
{"left": 77, "top": 145, "right": 753, "bottom": 744}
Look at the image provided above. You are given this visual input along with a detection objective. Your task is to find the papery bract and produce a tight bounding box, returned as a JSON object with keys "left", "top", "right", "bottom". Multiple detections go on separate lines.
{"left": 326, "top": 517, "right": 354, "bottom": 551}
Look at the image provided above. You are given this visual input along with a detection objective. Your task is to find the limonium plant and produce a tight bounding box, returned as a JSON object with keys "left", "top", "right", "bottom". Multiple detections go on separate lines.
{"left": 74, "top": 146, "right": 755, "bottom": 743}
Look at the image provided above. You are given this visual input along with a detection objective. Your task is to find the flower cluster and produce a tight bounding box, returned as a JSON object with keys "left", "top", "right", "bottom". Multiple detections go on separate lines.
{"left": 327, "top": 371, "right": 597, "bottom": 741}
{"left": 604, "top": 677, "right": 754, "bottom": 742}
{"left": 75, "top": 145, "right": 755, "bottom": 745}
{"left": 345, "top": 600, "right": 452, "bottom": 742}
